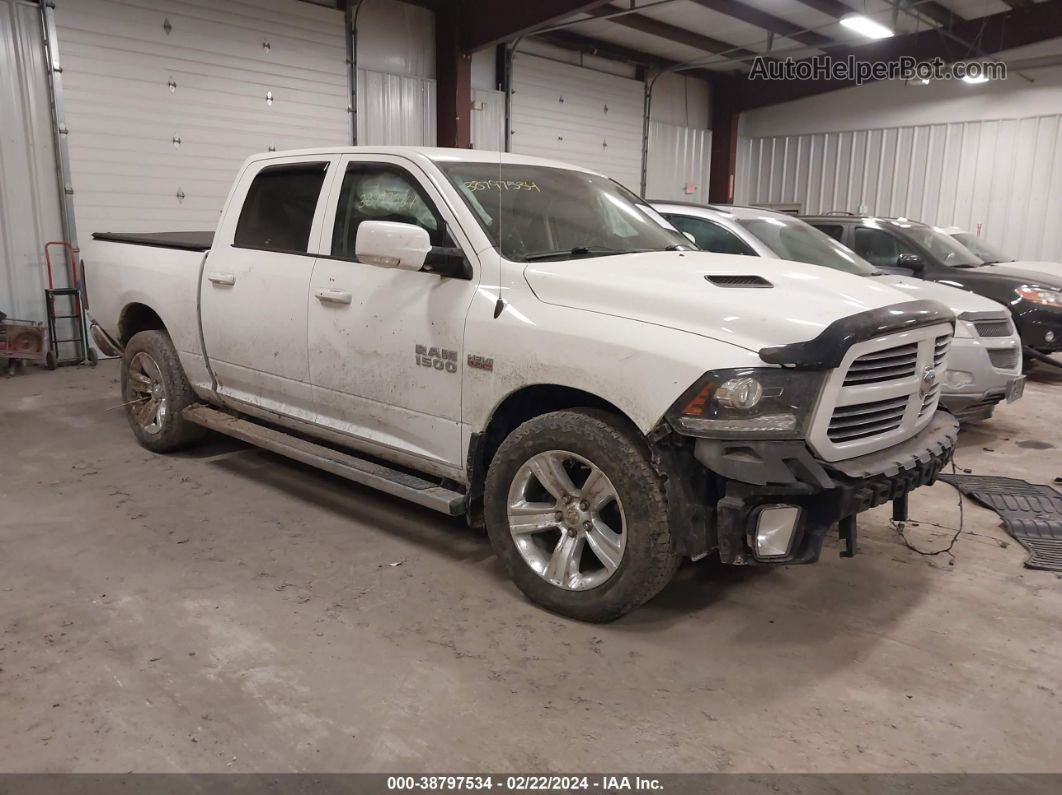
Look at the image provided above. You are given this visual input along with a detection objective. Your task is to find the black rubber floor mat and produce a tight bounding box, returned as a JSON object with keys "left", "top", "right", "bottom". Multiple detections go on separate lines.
{"left": 939, "top": 474, "right": 1062, "bottom": 571}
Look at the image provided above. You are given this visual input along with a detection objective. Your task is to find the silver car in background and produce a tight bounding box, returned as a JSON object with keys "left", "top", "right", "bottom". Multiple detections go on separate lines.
{"left": 654, "top": 202, "right": 1025, "bottom": 422}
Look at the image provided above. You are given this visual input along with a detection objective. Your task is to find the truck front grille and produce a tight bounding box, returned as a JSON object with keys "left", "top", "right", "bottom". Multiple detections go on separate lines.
{"left": 919, "top": 385, "right": 942, "bottom": 417}
{"left": 843, "top": 343, "right": 918, "bottom": 385}
{"left": 988, "top": 348, "right": 1020, "bottom": 370}
{"left": 934, "top": 333, "right": 952, "bottom": 367}
{"left": 827, "top": 396, "right": 908, "bottom": 442}
{"left": 973, "top": 318, "right": 1013, "bottom": 337}
{"left": 809, "top": 322, "right": 954, "bottom": 462}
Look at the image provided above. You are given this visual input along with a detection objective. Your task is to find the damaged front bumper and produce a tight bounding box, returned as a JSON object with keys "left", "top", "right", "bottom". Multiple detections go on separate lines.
{"left": 655, "top": 412, "right": 959, "bottom": 565}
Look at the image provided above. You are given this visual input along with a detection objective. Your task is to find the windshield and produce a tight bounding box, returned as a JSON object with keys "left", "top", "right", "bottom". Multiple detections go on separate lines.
{"left": 892, "top": 224, "right": 984, "bottom": 267}
{"left": 436, "top": 162, "right": 691, "bottom": 261}
{"left": 738, "top": 216, "right": 878, "bottom": 276}
{"left": 951, "top": 232, "right": 1012, "bottom": 264}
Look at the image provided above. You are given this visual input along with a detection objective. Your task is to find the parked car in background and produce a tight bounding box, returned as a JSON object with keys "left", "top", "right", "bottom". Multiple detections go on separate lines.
{"left": 654, "top": 203, "right": 1025, "bottom": 422}
{"left": 938, "top": 226, "right": 1062, "bottom": 280}
{"left": 83, "top": 147, "right": 960, "bottom": 622}
{"left": 801, "top": 215, "right": 1062, "bottom": 365}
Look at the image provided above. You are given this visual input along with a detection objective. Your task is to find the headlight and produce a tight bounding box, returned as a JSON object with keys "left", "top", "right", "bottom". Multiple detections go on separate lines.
{"left": 1016, "top": 286, "right": 1062, "bottom": 307}
{"left": 665, "top": 368, "right": 826, "bottom": 439}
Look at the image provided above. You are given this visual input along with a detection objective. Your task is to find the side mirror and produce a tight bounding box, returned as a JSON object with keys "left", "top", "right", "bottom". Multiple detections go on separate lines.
{"left": 355, "top": 221, "right": 431, "bottom": 271}
{"left": 896, "top": 253, "right": 926, "bottom": 273}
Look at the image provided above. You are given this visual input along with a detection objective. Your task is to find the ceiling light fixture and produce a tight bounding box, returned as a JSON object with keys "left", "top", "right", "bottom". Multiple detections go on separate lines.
{"left": 962, "top": 73, "right": 990, "bottom": 84}
{"left": 840, "top": 14, "right": 894, "bottom": 40}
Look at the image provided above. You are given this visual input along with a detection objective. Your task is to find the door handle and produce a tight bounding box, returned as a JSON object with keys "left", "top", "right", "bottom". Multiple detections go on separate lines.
{"left": 315, "top": 289, "right": 352, "bottom": 305}
{"left": 207, "top": 272, "right": 236, "bottom": 286}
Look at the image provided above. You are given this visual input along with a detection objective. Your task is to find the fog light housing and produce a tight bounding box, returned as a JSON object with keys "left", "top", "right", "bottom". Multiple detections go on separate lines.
{"left": 1047, "top": 330, "right": 1057, "bottom": 343}
{"left": 749, "top": 504, "right": 802, "bottom": 559}
{"left": 944, "top": 369, "right": 975, "bottom": 389}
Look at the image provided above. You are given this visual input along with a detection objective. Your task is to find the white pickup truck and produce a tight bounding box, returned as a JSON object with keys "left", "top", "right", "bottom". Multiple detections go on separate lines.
{"left": 86, "top": 147, "right": 959, "bottom": 622}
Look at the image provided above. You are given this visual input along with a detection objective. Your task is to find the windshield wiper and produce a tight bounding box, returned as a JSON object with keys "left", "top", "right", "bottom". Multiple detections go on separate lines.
{"left": 522, "top": 246, "right": 627, "bottom": 261}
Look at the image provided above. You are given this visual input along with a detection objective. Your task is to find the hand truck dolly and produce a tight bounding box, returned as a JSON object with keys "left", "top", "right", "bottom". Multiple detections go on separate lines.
{"left": 44, "top": 241, "right": 96, "bottom": 368}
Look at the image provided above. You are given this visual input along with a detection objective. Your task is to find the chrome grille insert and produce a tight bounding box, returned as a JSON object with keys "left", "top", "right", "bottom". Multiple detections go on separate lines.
{"left": 919, "top": 385, "right": 942, "bottom": 417}
{"left": 988, "top": 348, "right": 1020, "bottom": 370}
{"left": 843, "top": 343, "right": 918, "bottom": 385}
{"left": 828, "top": 396, "right": 908, "bottom": 442}
{"left": 934, "top": 334, "right": 952, "bottom": 368}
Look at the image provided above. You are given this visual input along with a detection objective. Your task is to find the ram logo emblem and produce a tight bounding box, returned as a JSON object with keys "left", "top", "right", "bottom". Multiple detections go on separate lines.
{"left": 415, "top": 344, "right": 458, "bottom": 374}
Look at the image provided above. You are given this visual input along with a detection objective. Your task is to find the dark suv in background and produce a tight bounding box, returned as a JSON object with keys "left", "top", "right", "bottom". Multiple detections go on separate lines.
{"left": 802, "top": 215, "right": 1062, "bottom": 364}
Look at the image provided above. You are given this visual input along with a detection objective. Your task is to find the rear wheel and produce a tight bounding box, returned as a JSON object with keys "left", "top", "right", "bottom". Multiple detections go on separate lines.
{"left": 484, "top": 408, "right": 680, "bottom": 622}
{"left": 121, "top": 330, "right": 205, "bottom": 453}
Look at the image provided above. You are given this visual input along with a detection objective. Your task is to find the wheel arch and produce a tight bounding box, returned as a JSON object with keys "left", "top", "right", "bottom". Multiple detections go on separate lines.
{"left": 467, "top": 383, "right": 642, "bottom": 503}
{"left": 118, "top": 302, "right": 167, "bottom": 344}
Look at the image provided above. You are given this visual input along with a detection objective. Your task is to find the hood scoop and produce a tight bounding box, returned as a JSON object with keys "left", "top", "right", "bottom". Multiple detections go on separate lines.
{"left": 705, "top": 274, "right": 773, "bottom": 288}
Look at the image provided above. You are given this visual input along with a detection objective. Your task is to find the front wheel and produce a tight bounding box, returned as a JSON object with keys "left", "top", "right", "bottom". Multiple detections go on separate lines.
{"left": 121, "top": 330, "right": 205, "bottom": 453}
{"left": 484, "top": 408, "right": 680, "bottom": 622}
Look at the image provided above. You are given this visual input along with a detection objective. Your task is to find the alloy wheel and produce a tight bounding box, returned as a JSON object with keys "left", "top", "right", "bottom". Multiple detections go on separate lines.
{"left": 506, "top": 450, "right": 626, "bottom": 591}
{"left": 127, "top": 351, "right": 168, "bottom": 435}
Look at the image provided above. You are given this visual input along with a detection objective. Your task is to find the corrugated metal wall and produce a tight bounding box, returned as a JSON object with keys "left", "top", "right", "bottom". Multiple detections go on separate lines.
{"left": 510, "top": 53, "right": 644, "bottom": 190}
{"left": 53, "top": 0, "right": 350, "bottom": 235}
{"left": 736, "top": 114, "right": 1062, "bottom": 261}
{"left": 645, "top": 122, "right": 711, "bottom": 202}
{"left": 357, "top": 68, "right": 436, "bottom": 146}
{"left": 355, "top": 0, "right": 435, "bottom": 147}
{"left": 0, "top": 0, "right": 64, "bottom": 322}
{"left": 471, "top": 87, "right": 505, "bottom": 152}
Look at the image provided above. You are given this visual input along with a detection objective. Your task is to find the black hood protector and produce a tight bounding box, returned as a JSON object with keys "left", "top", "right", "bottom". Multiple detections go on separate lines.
{"left": 759, "top": 299, "right": 955, "bottom": 369}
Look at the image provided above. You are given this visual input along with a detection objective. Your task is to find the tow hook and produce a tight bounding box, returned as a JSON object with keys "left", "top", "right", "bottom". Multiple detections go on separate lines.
{"left": 838, "top": 515, "right": 858, "bottom": 558}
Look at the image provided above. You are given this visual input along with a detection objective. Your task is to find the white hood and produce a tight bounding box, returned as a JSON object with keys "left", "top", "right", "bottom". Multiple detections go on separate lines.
{"left": 523, "top": 251, "right": 932, "bottom": 354}
{"left": 875, "top": 274, "right": 1008, "bottom": 315}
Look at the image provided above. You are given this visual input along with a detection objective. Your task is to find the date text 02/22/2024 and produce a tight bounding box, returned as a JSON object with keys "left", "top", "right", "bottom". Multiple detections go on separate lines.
{"left": 386, "top": 775, "right": 664, "bottom": 791}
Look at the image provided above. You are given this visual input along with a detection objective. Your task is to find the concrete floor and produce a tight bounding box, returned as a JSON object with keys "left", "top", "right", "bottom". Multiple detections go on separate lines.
{"left": 1, "top": 359, "right": 1061, "bottom": 773}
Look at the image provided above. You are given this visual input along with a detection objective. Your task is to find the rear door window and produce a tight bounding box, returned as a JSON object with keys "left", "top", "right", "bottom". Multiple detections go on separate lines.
{"left": 234, "top": 163, "right": 329, "bottom": 253}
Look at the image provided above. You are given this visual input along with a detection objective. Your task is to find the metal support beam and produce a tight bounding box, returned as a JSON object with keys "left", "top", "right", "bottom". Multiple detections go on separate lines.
{"left": 687, "top": 0, "right": 834, "bottom": 49}
{"left": 437, "top": 2, "right": 472, "bottom": 148}
{"left": 459, "top": 0, "right": 612, "bottom": 52}
{"left": 707, "top": 78, "right": 740, "bottom": 204}
{"left": 585, "top": 5, "right": 761, "bottom": 61}
{"left": 902, "top": 0, "right": 964, "bottom": 29}
{"left": 535, "top": 29, "right": 720, "bottom": 81}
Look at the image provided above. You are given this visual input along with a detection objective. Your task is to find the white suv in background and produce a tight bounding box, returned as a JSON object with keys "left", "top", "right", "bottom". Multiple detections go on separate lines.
{"left": 654, "top": 203, "right": 1025, "bottom": 422}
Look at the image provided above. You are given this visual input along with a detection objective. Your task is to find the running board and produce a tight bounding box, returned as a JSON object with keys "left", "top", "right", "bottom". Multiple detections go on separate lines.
{"left": 183, "top": 404, "right": 466, "bottom": 516}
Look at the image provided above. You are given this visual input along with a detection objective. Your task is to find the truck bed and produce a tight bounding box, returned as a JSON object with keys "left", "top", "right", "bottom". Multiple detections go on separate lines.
{"left": 91, "top": 231, "right": 214, "bottom": 252}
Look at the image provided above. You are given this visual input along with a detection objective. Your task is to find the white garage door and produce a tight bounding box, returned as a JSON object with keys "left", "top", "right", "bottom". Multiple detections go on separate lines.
{"left": 53, "top": 0, "right": 349, "bottom": 236}
{"left": 510, "top": 53, "right": 644, "bottom": 191}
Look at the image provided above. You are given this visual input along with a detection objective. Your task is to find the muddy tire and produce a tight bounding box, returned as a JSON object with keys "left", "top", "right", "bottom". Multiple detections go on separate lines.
{"left": 121, "top": 330, "right": 205, "bottom": 453}
{"left": 484, "top": 408, "right": 680, "bottom": 623}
